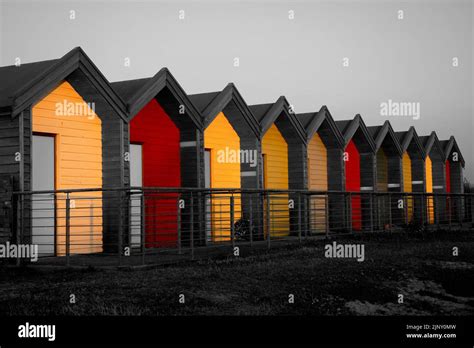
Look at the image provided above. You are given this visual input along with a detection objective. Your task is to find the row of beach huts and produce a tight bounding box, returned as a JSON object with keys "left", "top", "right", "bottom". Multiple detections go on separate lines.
{"left": 0, "top": 47, "right": 468, "bottom": 257}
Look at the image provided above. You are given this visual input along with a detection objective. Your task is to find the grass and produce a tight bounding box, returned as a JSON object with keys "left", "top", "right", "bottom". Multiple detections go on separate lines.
{"left": 0, "top": 231, "right": 473, "bottom": 316}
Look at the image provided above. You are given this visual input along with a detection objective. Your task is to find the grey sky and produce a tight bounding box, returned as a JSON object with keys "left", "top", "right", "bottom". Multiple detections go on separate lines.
{"left": 1, "top": 0, "right": 473, "bottom": 180}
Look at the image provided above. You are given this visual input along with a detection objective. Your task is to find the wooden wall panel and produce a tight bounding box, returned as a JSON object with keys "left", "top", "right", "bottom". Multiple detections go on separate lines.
{"left": 425, "top": 156, "right": 434, "bottom": 223}
{"left": 307, "top": 133, "right": 327, "bottom": 232}
{"left": 345, "top": 140, "right": 361, "bottom": 231}
{"left": 32, "top": 81, "right": 102, "bottom": 255}
{"left": 402, "top": 152, "right": 413, "bottom": 222}
{"left": 204, "top": 112, "right": 241, "bottom": 242}
{"left": 130, "top": 99, "right": 180, "bottom": 247}
{"left": 262, "top": 124, "right": 289, "bottom": 237}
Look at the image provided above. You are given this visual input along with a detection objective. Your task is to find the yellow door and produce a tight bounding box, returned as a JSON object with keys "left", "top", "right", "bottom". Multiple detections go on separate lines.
{"left": 307, "top": 133, "right": 327, "bottom": 232}
{"left": 33, "top": 81, "right": 103, "bottom": 255}
{"left": 402, "top": 152, "right": 413, "bottom": 222}
{"left": 262, "top": 124, "right": 289, "bottom": 237}
{"left": 425, "top": 156, "right": 434, "bottom": 223}
{"left": 204, "top": 112, "right": 241, "bottom": 242}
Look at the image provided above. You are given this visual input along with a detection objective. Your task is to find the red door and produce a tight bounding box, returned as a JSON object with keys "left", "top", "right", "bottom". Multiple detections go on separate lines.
{"left": 130, "top": 99, "right": 181, "bottom": 247}
{"left": 345, "top": 140, "right": 361, "bottom": 230}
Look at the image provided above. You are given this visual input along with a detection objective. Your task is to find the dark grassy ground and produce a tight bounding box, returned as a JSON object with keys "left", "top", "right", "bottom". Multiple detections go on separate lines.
{"left": 1, "top": 231, "right": 473, "bottom": 316}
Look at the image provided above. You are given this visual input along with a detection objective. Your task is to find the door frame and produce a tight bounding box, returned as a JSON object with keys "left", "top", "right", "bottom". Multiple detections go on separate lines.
{"left": 129, "top": 142, "right": 144, "bottom": 247}
{"left": 32, "top": 132, "right": 58, "bottom": 256}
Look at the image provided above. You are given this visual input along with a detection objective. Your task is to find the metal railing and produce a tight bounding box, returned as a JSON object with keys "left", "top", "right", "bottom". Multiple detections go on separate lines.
{"left": 4, "top": 187, "right": 474, "bottom": 266}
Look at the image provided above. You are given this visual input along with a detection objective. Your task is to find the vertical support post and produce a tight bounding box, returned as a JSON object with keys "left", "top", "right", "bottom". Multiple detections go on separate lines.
{"left": 141, "top": 191, "right": 146, "bottom": 265}
{"left": 204, "top": 192, "right": 209, "bottom": 247}
{"left": 448, "top": 195, "right": 452, "bottom": 231}
{"left": 118, "top": 191, "right": 123, "bottom": 266}
{"left": 190, "top": 194, "right": 194, "bottom": 260}
{"left": 325, "top": 194, "right": 329, "bottom": 238}
{"left": 369, "top": 193, "right": 374, "bottom": 233}
{"left": 230, "top": 195, "right": 235, "bottom": 250}
{"left": 405, "top": 194, "right": 409, "bottom": 225}
{"left": 459, "top": 195, "right": 463, "bottom": 228}
{"left": 90, "top": 202, "right": 94, "bottom": 254}
{"left": 298, "top": 194, "right": 302, "bottom": 243}
{"left": 127, "top": 192, "right": 132, "bottom": 247}
{"left": 388, "top": 193, "right": 392, "bottom": 233}
{"left": 348, "top": 192, "right": 353, "bottom": 233}
{"left": 304, "top": 195, "right": 311, "bottom": 239}
{"left": 266, "top": 193, "right": 271, "bottom": 249}
{"left": 65, "top": 193, "right": 71, "bottom": 266}
{"left": 177, "top": 195, "right": 182, "bottom": 255}
{"left": 249, "top": 195, "right": 253, "bottom": 247}
{"left": 435, "top": 194, "right": 440, "bottom": 230}
{"left": 420, "top": 193, "right": 425, "bottom": 228}
{"left": 16, "top": 194, "right": 22, "bottom": 267}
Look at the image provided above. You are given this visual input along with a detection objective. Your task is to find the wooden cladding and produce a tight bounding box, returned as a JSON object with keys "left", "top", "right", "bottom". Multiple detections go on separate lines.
{"left": 204, "top": 112, "right": 241, "bottom": 242}
{"left": 262, "top": 124, "right": 289, "bottom": 237}
{"left": 32, "top": 81, "right": 103, "bottom": 255}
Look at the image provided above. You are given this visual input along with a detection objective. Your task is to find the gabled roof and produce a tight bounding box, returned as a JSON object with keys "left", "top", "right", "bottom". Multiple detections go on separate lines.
{"left": 0, "top": 47, "right": 127, "bottom": 120}
{"left": 297, "top": 106, "right": 344, "bottom": 149}
{"left": 419, "top": 131, "right": 445, "bottom": 161}
{"left": 188, "top": 83, "right": 260, "bottom": 137}
{"left": 366, "top": 121, "right": 403, "bottom": 157}
{"left": 249, "top": 96, "right": 306, "bottom": 143}
{"left": 440, "top": 136, "right": 465, "bottom": 167}
{"left": 335, "top": 114, "right": 376, "bottom": 152}
{"left": 111, "top": 68, "right": 202, "bottom": 129}
{"left": 395, "top": 126, "right": 426, "bottom": 158}
{"left": 188, "top": 92, "right": 220, "bottom": 114}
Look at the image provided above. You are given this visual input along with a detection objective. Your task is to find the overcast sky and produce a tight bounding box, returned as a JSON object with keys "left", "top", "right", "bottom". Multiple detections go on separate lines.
{"left": 1, "top": 0, "right": 473, "bottom": 180}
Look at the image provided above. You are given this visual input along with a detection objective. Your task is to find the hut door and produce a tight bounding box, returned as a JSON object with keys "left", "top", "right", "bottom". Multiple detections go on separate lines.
{"left": 204, "top": 149, "right": 212, "bottom": 242}
{"left": 32, "top": 135, "right": 55, "bottom": 256}
{"left": 130, "top": 144, "right": 143, "bottom": 247}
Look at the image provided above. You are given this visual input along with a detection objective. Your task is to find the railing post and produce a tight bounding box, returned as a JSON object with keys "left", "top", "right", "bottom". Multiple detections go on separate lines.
{"left": 435, "top": 194, "right": 440, "bottom": 230}
{"left": 325, "top": 194, "right": 329, "bottom": 238}
{"left": 298, "top": 194, "right": 302, "bottom": 243}
{"left": 305, "top": 195, "right": 310, "bottom": 239}
{"left": 190, "top": 194, "right": 194, "bottom": 260}
{"left": 177, "top": 195, "right": 182, "bottom": 255}
{"left": 266, "top": 193, "right": 271, "bottom": 249}
{"left": 230, "top": 195, "right": 235, "bottom": 250}
{"left": 16, "top": 194, "right": 22, "bottom": 267}
{"left": 249, "top": 195, "right": 253, "bottom": 247}
{"left": 141, "top": 191, "right": 146, "bottom": 265}
{"left": 89, "top": 202, "right": 94, "bottom": 254}
{"left": 405, "top": 194, "right": 409, "bottom": 226}
{"left": 448, "top": 195, "right": 452, "bottom": 231}
{"left": 369, "top": 193, "right": 373, "bottom": 233}
{"left": 65, "top": 193, "right": 71, "bottom": 266}
{"left": 388, "top": 193, "right": 392, "bottom": 233}
{"left": 348, "top": 192, "right": 353, "bottom": 233}
{"left": 127, "top": 192, "right": 132, "bottom": 247}
{"left": 420, "top": 193, "right": 425, "bottom": 227}
{"left": 204, "top": 192, "right": 209, "bottom": 247}
{"left": 118, "top": 191, "right": 123, "bottom": 266}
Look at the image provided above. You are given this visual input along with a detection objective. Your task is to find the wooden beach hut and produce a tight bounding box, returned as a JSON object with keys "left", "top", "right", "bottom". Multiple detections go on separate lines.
{"left": 335, "top": 115, "right": 376, "bottom": 231}
{"left": 0, "top": 47, "right": 129, "bottom": 256}
{"left": 420, "top": 132, "right": 446, "bottom": 224}
{"left": 395, "top": 126, "right": 426, "bottom": 224}
{"left": 112, "top": 68, "right": 203, "bottom": 248}
{"left": 367, "top": 121, "right": 403, "bottom": 229}
{"left": 297, "top": 106, "right": 345, "bottom": 233}
{"left": 250, "top": 97, "right": 307, "bottom": 238}
{"left": 189, "top": 84, "right": 260, "bottom": 243}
